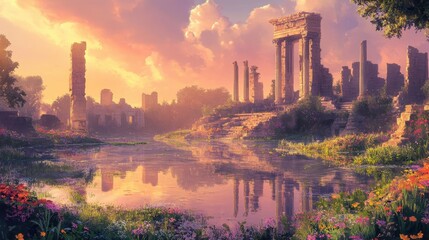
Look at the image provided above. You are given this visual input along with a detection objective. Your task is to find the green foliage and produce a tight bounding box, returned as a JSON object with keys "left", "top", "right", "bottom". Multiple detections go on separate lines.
{"left": 352, "top": 95, "right": 392, "bottom": 118}
{"left": 0, "top": 35, "right": 26, "bottom": 108}
{"left": 354, "top": 140, "right": 429, "bottom": 165}
{"left": 352, "top": 0, "right": 429, "bottom": 38}
{"left": 278, "top": 133, "right": 388, "bottom": 163}
{"left": 422, "top": 79, "right": 429, "bottom": 102}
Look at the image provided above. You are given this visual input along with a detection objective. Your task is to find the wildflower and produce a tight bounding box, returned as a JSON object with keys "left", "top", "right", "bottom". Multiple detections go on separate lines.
{"left": 410, "top": 231, "right": 424, "bottom": 239}
{"left": 397, "top": 206, "right": 403, "bottom": 212}
{"left": 400, "top": 234, "right": 410, "bottom": 240}
{"left": 15, "top": 233, "right": 24, "bottom": 240}
{"left": 40, "top": 232, "right": 46, "bottom": 237}
{"left": 169, "top": 218, "right": 176, "bottom": 223}
{"left": 331, "top": 193, "right": 340, "bottom": 199}
{"left": 263, "top": 217, "right": 276, "bottom": 228}
{"left": 350, "top": 236, "right": 363, "bottom": 240}
{"left": 351, "top": 202, "right": 360, "bottom": 208}
{"left": 409, "top": 216, "right": 417, "bottom": 222}
{"left": 422, "top": 217, "right": 429, "bottom": 224}
{"left": 72, "top": 222, "right": 78, "bottom": 229}
{"left": 60, "top": 229, "right": 66, "bottom": 234}
{"left": 376, "top": 219, "right": 386, "bottom": 227}
{"left": 356, "top": 216, "right": 369, "bottom": 225}
{"left": 307, "top": 235, "right": 317, "bottom": 240}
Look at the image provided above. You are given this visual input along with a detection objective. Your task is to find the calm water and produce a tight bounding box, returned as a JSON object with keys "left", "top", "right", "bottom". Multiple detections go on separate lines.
{"left": 41, "top": 138, "right": 374, "bottom": 226}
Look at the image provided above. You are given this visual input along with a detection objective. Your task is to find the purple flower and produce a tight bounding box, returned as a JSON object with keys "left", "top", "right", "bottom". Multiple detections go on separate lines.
{"left": 376, "top": 219, "right": 386, "bottom": 227}
{"left": 350, "top": 236, "right": 363, "bottom": 240}
{"left": 422, "top": 217, "right": 429, "bottom": 224}
{"left": 307, "top": 234, "right": 317, "bottom": 240}
{"left": 263, "top": 217, "right": 276, "bottom": 228}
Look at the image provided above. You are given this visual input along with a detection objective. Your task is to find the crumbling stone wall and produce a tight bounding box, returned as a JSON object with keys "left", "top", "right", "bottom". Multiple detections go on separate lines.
{"left": 406, "top": 46, "right": 428, "bottom": 103}
{"left": 386, "top": 63, "right": 405, "bottom": 96}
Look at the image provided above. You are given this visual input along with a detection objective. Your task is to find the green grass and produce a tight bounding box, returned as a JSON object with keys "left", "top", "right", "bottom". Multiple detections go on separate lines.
{"left": 277, "top": 133, "right": 388, "bottom": 164}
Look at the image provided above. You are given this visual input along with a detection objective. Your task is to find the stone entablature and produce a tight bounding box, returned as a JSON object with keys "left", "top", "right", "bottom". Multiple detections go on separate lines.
{"left": 270, "top": 12, "right": 331, "bottom": 105}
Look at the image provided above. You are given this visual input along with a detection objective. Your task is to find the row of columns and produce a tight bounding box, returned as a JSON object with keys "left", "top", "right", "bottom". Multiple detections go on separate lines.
{"left": 274, "top": 37, "right": 312, "bottom": 105}
{"left": 232, "top": 60, "right": 250, "bottom": 102}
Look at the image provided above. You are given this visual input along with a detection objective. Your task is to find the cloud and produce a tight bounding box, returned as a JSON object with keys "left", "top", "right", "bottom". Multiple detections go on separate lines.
{"left": 1, "top": 0, "right": 428, "bottom": 106}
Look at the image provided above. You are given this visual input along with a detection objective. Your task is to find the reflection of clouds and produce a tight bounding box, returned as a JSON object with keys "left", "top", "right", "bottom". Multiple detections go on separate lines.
{"left": 51, "top": 139, "right": 375, "bottom": 225}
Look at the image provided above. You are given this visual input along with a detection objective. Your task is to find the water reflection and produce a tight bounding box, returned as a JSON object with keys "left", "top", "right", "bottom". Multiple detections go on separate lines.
{"left": 52, "top": 139, "right": 373, "bottom": 225}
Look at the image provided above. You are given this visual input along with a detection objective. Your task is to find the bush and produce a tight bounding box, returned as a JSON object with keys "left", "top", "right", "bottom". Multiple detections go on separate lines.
{"left": 352, "top": 95, "right": 392, "bottom": 118}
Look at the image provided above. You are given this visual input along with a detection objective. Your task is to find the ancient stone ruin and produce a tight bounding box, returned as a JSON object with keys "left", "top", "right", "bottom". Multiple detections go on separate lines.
{"left": 100, "top": 89, "right": 113, "bottom": 106}
{"left": 249, "top": 66, "right": 264, "bottom": 103}
{"left": 70, "top": 41, "right": 87, "bottom": 131}
{"left": 87, "top": 89, "right": 144, "bottom": 133}
{"left": 406, "top": 46, "right": 428, "bottom": 103}
{"left": 233, "top": 61, "right": 239, "bottom": 102}
{"left": 142, "top": 92, "right": 158, "bottom": 111}
{"left": 386, "top": 63, "right": 404, "bottom": 96}
{"left": 269, "top": 12, "right": 333, "bottom": 105}
{"left": 243, "top": 60, "right": 250, "bottom": 102}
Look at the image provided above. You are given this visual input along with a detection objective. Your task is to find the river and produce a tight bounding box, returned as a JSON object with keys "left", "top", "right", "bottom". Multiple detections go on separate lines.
{"left": 37, "top": 137, "right": 375, "bottom": 226}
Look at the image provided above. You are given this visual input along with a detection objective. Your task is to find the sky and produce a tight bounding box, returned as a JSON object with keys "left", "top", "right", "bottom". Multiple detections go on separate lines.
{"left": 0, "top": 0, "right": 428, "bottom": 107}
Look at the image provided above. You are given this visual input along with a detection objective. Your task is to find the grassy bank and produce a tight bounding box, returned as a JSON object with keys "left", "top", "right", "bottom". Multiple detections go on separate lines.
{"left": 277, "top": 133, "right": 389, "bottom": 164}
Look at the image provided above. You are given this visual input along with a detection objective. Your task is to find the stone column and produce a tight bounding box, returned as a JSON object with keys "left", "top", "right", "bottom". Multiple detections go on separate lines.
{"left": 359, "top": 40, "right": 367, "bottom": 98}
{"left": 302, "top": 37, "right": 310, "bottom": 97}
{"left": 285, "top": 40, "right": 294, "bottom": 103}
{"left": 233, "top": 61, "right": 239, "bottom": 102}
{"left": 243, "top": 61, "right": 250, "bottom": 102}
{"left": 275, "top": 39, "right": 283, "bottom": 104}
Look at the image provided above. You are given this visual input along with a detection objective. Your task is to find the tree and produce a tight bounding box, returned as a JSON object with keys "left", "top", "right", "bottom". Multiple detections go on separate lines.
{"left": 16, "top": 76, "right": 45, "bottom": 119}
{"left": 352, "top": 0, "right": 429, "bottom": 38}
{"left": 52, "top": 94, "right": 71, "bottom": 126}
{"left": 0, "top": 35, "right": 26, "bottom": 108}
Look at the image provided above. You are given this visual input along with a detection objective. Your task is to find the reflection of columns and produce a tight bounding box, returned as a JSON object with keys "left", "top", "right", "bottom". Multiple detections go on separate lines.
{"left": 285, "top": 40, "right": 294, "bottom": 103}
{"left": 275, "top": 39, "right": 283, "bottom": 104}
{"left": 275, "top": 176, "right": 284, "bottom": 231}
{"left": 244, "top": 179, "right": 250, "bottom": 216}
{"left": 233, "top": 61, "right": 239, "bottom": 102}
{"left": 284, "top": 178, "right": 294, "bottom": 218}
{"left": 243, "top": 61, "right": 250, "bottom": 102}
{"left": 359, "top": 40, "right": 367, "bottom": 98}
{"left": 251, "top": 178, "right": 263, "bottom": 212}
{"left": 233, "top": 178, "right": 239, "bottom": 217}
{"left": 302, "top": 36, "right": 310, "bottom": 97}
{"left": 142, "top": 166, "right": 158, "bottom": 187}
{"left": 101, "top": 168, "right": 114, "bottom": 192}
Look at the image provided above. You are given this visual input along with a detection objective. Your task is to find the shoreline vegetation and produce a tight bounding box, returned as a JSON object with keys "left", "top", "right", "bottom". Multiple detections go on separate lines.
{"left": 4, "top": 97, "right": 429, "bottom": 239}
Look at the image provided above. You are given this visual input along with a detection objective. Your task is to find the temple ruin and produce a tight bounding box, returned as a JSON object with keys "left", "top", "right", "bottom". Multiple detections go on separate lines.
{"left": 70, "top": 42, "right": 87, "bottom": 131}
{"left": 142, "top": 92, "right": 158, "bottom": 111}
{"left": 249, "top": 66, "right": 264, "bottom": 103}
{"left": 269, "top": 12, "right": 332, "bottom": 105}
{"left": 386, "top": 63, "right": 405, "bottom": 96}
{"left": 406, "top": 46, "right": 428, "bottom": 103}
{"left": 100, "top": 89, "right": 113, "bottom": 106}
{"left": 233, "top": 61, "right": 239, "bottom": 102}
{"left": 87, "top": 90, "right": 144, "bottom": 133}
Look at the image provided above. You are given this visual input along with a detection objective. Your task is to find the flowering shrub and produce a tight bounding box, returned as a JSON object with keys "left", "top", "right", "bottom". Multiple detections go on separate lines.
{"left": 294, "top": 163, "right": 429, "bottom": 239}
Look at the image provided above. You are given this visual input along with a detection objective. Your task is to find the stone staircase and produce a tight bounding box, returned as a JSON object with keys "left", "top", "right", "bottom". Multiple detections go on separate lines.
{"left": 338, "top": 102, "right": 353, "bottom": 112}
{"left": 191, "top": 112, "right": 279, "bottom": 140}
{"left": 321, "top": 99, "right": 336, "bottom": 111}
{"left": 384, "top": 105, "right": 425, "bottom": 146}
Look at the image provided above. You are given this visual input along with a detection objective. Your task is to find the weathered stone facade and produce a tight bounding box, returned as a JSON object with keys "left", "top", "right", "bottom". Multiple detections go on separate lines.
{"left": 341, "top": 60, "right": 384, "bottom": 101}
{"left": 142, "top": 92, "right": 158, "bottom": 111}
{"left": 70, "top": 42, "right": 87, "bottom": 131}
{"left": 249, "top": 66, "right": 264, "bottom": 103}
{"left": 340, "top": 66, "right": 358, "bottom": 101}
{"left": 88, "top": 96, "right": 144, "bottom": 133}
{"left": 406, "top": 46, "right": 428, "bottom": 103}
{"left": 386, "top": 63, "right": 405, "bottom": 96}
{"left": 270, "top": 12, "right": 332, "bottom": 104}
{"left": 100, "top": 89, "right": 113, "bottom": 106}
